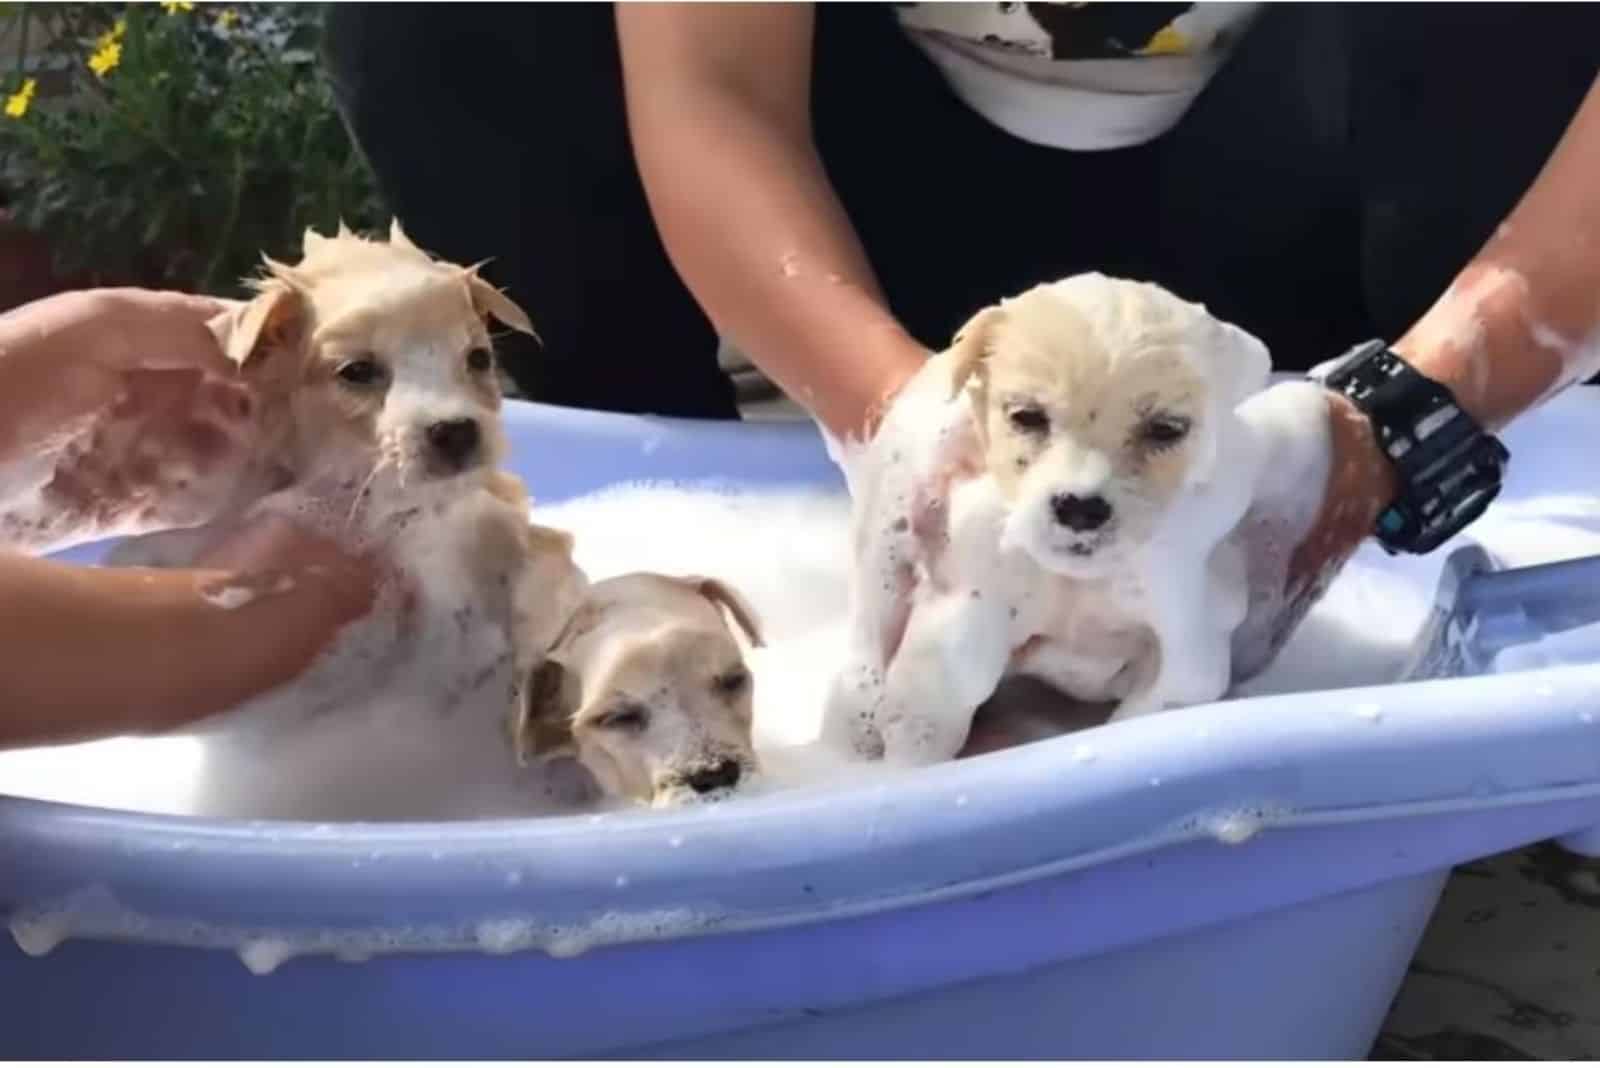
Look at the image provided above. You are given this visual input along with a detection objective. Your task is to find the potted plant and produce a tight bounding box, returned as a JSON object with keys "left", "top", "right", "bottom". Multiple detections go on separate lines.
{"left": 0, "top": 1, "right": 384, "bottom": 308}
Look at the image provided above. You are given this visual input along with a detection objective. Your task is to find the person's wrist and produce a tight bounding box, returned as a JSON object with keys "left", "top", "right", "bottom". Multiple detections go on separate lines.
{"left": 856, "top": 332, "right": 929, "bottom": 442}
{"left": 1326, "top": 390, "right": 1401, "bottom": 511}
{"left": 196, "top": 519, "right": 376, "bottom": 625}
{"left": 1285, "top": 391, "right": 1399, "bottom": 588}
{"left": 144, "top": 561, "right": 374, "bottom": 731}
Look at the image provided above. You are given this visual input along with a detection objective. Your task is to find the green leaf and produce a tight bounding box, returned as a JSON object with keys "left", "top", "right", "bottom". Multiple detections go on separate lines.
{"left": 5, "top": 0, "right": 386, "bottom": 291}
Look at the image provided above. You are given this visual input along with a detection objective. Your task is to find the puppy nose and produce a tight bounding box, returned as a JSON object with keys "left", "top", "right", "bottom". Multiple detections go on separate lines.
{"left": 1051, "top": 493, "right": 1112, "bottom": 532}
{"left": 426, "top": 418, "right": 481, "bottom": 467}
{"left": 685, "top": 759, "right": 742, "bottom": 794}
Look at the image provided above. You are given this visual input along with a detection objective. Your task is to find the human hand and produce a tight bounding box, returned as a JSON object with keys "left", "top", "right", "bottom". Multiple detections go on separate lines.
{"left": 821, "top": 347, "right": 982, "bottom": 760}
{"left": 1229, "top": 383, "right": 1398, "bottom": 681}
{"left": 191, "top": 513, "right": 380, "bottom": 679}
{"left": 0, "top": 288, "right": 261, "bottom": 541}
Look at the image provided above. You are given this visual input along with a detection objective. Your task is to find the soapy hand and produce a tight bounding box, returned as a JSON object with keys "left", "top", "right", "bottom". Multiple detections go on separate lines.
{"left": 0, "top": 288, "right": 262, "bottom": 543}
{"left": 1228, "top": 383, "right": 1396, "bottom": 681}
{"left": 194, "top": 512, "right": 379, "bottom": 630}
{"left": 839, "top": 369, "right": 1391, "bottom": 698}
{"left": 821, "top": 350, "right": 986, "bottom": 759}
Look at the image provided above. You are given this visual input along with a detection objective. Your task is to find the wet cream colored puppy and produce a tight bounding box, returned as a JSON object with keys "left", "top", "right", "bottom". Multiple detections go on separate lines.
{"left": 824, "top": 273, "right": 1270, "bottom": 765}
{"left": 514, "top": 573, "right": 763, "bottom": 807}
{"left": 106, "top": 223, "right": 588, "bottom": 820}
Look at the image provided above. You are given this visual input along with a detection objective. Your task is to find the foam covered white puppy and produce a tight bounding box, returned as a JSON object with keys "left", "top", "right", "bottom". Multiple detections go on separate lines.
{"left": 823, "top": 273, "right": 1293, "bottom": 766}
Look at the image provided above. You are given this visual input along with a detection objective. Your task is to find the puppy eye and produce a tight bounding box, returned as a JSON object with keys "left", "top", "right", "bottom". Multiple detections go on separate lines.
{"left": 1007, "top": 406, "right": 1050, "bottom": 434}
{"left": 597, "top": 703, "right": 649, "bottom": 732}
{"left": 712, "top": 667, "right": 749, "bottom": 697}
{"left": 466, "top": 347, "right": 494, "bottom": 374}
{"left": 336, "top": 358, "right": 385, "bottom": 387}
{"left": 1140, "top": 414, "right": 1192, "bottom": 447}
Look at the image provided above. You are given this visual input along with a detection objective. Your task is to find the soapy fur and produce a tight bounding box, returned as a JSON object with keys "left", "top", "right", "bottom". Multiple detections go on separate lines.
{"left": 9, "top": 425, "right": 1600, "bottom": 819}
{"left": 103, "top": 223, "right": 587, "bottom": 820}
{"left": 822, "top": 274, "right": 1278, "bottom": 765}
{"left": 514, "top": 572, "right": 764, "bottom": 808}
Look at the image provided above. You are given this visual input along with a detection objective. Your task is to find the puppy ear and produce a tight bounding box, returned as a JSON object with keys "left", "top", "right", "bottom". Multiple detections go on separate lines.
{"left": 207, "top": 279, "right": 304, "bottom": 373}
{"left": 302, "top": 226, "right": 329, "bottom": 257}
{"left": 1180, "top": 318, "right": 1271, "bottom": 485}
{"left": 685, "top": 576, "right": 765, "bottom": 648}
{"left": 484, "top": 469, "right": 531, "bottom": 511}
{"left": 512, "top": 657, "right": 581, "bottom": 765}
{"left": 1206, "top": 319, "right": 1272, "bottom": 409}
{"left": 947, "top": 305, "right": 1003, "bottom": 400}
{"left": 465, "top": 268, "right": 539, "bottom": 340}
{"left": 388, "top": 217, "right": 420, "bottom": 252}
{"left": 525, "top": 521, "right": 575, "bottom": 557}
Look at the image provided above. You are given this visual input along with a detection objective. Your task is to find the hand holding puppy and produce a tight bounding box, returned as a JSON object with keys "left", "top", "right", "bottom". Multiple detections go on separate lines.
{"left": 824, "top": 275, "right": 1357, "bottom": 764}
{"left": 0, "top": 288, "right": 263, "bottom": 549}
{"left": 1227, "top": 384, "right": 1394, "bottom": 681}
{"left": 194, "top": 512, "right": 378, "bottom": 625}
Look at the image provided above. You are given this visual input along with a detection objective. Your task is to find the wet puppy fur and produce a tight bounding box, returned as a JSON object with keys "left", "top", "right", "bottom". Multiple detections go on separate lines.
{"left": 948, "top": 273, "right": 1266, "bottom": 581}
{"left": 208, "top": 219, "right": 534, "bottom": 505}
{"left": 825, "top": 273, "right": 1269, "bottom": 766}
{"left": 513, "top": 573, "right": 765, "bottom": 808}
{"left": 108, "top": 224, "right": 587, "bottom": 776}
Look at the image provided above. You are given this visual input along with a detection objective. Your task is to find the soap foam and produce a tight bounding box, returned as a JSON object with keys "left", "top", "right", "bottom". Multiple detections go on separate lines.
{"left": 6, "top": 403, "right": 1600, "bottom": 820}
{"left": 6, "top": 884, "right": 714, "bottom": 972}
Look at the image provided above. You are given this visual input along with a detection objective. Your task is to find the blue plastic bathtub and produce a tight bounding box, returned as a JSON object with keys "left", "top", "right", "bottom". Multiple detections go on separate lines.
{"left": 5, "top": 397, "right": 1600, "bottom": 1059}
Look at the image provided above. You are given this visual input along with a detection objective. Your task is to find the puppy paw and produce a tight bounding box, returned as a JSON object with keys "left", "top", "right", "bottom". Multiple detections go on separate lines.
{"left": 1108, "top": 691, "right": 1166, "bottom": 721}
{"left": 878, "top": 696, "right": 970, "bottom": 766}
{"left": 821, "top": 661, "right": 887, "bottom": 761}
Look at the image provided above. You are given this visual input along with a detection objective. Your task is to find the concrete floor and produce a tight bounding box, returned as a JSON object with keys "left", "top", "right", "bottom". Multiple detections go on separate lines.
{"left": 1374, "top": 846, "right": 1600, "bottom": 1060}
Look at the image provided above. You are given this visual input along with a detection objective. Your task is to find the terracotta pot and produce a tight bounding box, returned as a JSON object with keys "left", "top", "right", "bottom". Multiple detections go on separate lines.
{"left": 0, "top": 209, "right": 93, "bottom": 313}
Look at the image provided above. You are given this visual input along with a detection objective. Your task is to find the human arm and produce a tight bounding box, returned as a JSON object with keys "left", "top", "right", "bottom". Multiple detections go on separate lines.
{"left": 0, "top": 515, "right": 374, "bottom": 749}
{"left": 1249, "top": 74, "right": 1600, "bottom": 669}
{"left": 615, "top": 2, "right": 927, "bottom": 440}
{"left": 0, "top": 288, "right": 374, "bottom": 747}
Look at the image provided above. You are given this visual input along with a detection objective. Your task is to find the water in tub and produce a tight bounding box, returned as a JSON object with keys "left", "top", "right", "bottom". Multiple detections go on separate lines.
{"left": 4, "top": 391, "right": 1600, "bottom": 819}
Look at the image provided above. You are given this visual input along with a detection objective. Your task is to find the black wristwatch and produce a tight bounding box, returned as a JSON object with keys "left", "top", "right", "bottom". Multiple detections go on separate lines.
{"left": 1312, "top": 339, "right": 1510, "bottom": 556}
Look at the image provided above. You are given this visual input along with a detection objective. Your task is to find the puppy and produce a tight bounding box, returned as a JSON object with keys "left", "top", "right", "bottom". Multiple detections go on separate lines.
{"left": 106, "top": 222, "right": 587, "bottom": 820}
{"left": 824, "top": 273, "right": 1270, "bottom": 765}
{"left": 513, "top": 573, "right": 764, "bottom": 808}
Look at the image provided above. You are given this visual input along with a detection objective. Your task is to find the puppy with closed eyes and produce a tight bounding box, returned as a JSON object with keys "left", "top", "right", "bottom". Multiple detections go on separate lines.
{"left": 823, "top": 273, "right": 1271, "bottom": 766}
{"left": 106, "top": 222, "right": 588, "bottom": 820}
{"left": 513, "top": 573, "right": 764, "bottom": 808}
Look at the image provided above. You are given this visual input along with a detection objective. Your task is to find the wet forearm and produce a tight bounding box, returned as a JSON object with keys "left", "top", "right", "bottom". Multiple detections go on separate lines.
{"left": 617, "top": 3, "right": 927, "bottom": 439}
{"left": 0, "top": 315, "right": 89, "bottom": 470}
{"left": 0, "top": 553, "right": 345, "bottom": 747}
{"left": 1395, "top": 75, "right": 1600, "bottom": 430}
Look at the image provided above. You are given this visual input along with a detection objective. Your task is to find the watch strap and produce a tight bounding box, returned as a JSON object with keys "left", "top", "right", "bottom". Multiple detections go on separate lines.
{"left": 1317, "top": 340, "right": 1510, "bottom": 556}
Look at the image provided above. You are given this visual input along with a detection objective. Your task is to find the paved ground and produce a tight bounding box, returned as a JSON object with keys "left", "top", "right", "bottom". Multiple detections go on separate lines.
{"left": 1374, "top": 846, "right": 1600, "bottom": 1060}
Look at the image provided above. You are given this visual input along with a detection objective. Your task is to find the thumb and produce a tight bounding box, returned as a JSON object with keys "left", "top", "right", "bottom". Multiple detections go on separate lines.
{"left": 100, "top": 289, "right": 238, "bottom": 376}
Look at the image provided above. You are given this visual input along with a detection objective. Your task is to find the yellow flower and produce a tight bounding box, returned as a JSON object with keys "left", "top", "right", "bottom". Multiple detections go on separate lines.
{"left": 4, "top": 78, "right": 36, "bottom": 119}
{"left": 217, "top": 8, "right": 239, "bottom": 28}
{"left": 160, "top": 0, "right": 195, "bottom": 12}
{"left": 85, "top": 17, "right": 127, "bottom": 78}
{"left": 87, "top": 39, "right": 122, "bottom": 78}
